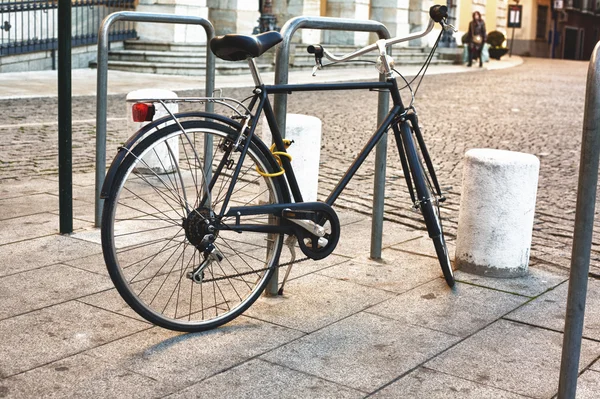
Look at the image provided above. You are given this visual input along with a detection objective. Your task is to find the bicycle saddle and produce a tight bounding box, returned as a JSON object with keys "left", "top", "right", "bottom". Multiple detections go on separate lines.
{"left": 210, "top": 31, "right": 283, "bottom": 62}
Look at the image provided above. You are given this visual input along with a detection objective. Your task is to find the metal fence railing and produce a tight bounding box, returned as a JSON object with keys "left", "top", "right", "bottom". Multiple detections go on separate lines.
{"left": 0, "top": 1, "right": 137, "bottom": 57}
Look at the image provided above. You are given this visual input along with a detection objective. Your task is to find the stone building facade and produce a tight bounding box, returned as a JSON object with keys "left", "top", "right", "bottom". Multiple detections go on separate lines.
{"left": 136, "top": 0, "right": 440, "bottom": 48}
{"left": 486, "top": 0, "right": 600, "bottom": 60}
{"left": 133, "top": 0, "right": 600, "bottom": 60}
{"left": 0, "top": 0, "right": 521, "bottom": 73}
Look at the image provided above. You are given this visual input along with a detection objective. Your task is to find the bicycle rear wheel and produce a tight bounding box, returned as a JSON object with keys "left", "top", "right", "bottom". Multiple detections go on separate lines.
{"left": 101, "top": 119, "right": 286, "bottom": 331}
{"left": 398, "top": 121, "right": 455, "bottom": 287}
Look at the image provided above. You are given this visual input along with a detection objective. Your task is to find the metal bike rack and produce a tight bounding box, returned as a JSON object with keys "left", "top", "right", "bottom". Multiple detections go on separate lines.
{"left": 268, "top": 16, "right": 391, "bottom": 295}
{"left": 558, "top": 41, "right": 600, "bottom": 399}
{"left": 95, "top": 12, "right": 216, "bottom": 227}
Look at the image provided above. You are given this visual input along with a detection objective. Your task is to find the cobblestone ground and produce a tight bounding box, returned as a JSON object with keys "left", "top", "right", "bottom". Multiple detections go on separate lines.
{"left": 0, "top": 57, "right": 594, "bottom": 275}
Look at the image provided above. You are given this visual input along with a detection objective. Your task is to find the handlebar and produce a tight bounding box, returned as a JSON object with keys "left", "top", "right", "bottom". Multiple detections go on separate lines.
{"left": 307, "top": 4, "right": 449, "bottom": 66}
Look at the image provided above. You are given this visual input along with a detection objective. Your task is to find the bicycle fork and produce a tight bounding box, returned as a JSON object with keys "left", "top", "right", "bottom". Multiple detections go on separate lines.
{"left": 392, "top": 116, "right": 444, "bottom": 211}
{"left": 406, "top": 113, "right": 444, "bottom": 199}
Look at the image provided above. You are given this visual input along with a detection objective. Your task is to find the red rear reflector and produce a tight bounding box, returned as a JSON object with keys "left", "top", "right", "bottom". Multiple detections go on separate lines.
{"left": 132, "top": 102, "right": 155, "bottom": 122}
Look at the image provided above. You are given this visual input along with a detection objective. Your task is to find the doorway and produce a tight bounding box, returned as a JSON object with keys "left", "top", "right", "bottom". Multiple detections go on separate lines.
{"left": 564, "top": 27, "right": 579, "bottom": 60}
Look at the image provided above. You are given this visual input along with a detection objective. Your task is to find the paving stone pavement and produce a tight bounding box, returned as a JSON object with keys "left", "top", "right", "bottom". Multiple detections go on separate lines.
{"left": 1, "top": 56, "right": 600, "bottom": 397}
{"left": 0, "top": 57, "right": 595, "bottom": 275}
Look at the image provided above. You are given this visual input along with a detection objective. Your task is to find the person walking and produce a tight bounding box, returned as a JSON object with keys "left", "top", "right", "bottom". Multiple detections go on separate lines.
{"left": 466, "top": 11, "right": 486, "bottom": 67}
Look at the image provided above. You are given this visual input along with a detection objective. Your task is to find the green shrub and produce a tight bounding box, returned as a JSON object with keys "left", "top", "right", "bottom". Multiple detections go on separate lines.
{"left": 487, "top": 30, "right": 506, "bottom": 48}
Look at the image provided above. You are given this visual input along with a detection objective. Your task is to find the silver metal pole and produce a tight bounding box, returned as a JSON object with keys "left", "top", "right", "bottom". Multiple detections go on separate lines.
{"left": 204, "top": 25, "right": 216, "bottom": 185}
{"left": 268, "top": 16, "right": 391, "bottom": 294}
{"left": 95, "top": 12, "right": 215, "bottom": 227}
{"left": 557, "top": 40, "right": 600, "bottom": 399}
{"left": 370, "top": 68, "right": 390, "bottom": 259}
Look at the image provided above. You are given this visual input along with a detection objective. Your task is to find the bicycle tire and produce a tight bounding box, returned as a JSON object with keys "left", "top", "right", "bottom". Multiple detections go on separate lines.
{"left": 398, "top": 121, "right": 455, "bottom": 287}
{"left": 101, "top": 119, "right": 287, "bottom": 332}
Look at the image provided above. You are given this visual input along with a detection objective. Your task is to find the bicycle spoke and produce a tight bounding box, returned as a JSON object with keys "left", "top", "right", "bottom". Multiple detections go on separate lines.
{"left": 128, "top": 153, "right": 198, "bottom": 216}
{"left": 114, "top": 224, "right": 181, "bottom": 238}
{"left": 129, "top": 157, "right": 188, "bottom": 212}
{"left": 215, "top": 238, "right": 265, "bottom": 279}
{"left": 160, "top": 147, "right": 188, "bottom": 215}
{"left": 179, "top": 133, "right": 202, "bottom": 202}
{"left": 129, "top": 228, "right": 184, "bottom": 284}
{"left": 104, "top": 125, "right": 283, "bottom": 331}
{"left": 122, "top": 241, "right": 184, "bottom": 271}
{"left": 122, "top": 183, "right": 183, "bottom": 224}
{"left": 117, "top": 234, "right": 185, "bottom": 255}
{"left": 148, "top": 241, "right": 188, "bottom": 307}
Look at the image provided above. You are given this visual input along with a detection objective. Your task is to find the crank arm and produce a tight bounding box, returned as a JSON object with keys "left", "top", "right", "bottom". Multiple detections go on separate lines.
{"left": 286, "top": 218, "right": 326, "bottom": 237}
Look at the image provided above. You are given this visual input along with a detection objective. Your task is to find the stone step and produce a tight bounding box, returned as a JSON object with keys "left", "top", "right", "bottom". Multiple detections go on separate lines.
{"left": 124, "top": 41, "right": 208, "bottom": 53}
{"left": 109, "top": 49, "right": 436, "bottom": 65}
{"left": 109, "top": 50, "right": 208, "bottom": 64}
{"left": 291, "top": 52, "right": 439, "bottom": 65}
{"left": 90, "top": 60, "right": 274, "bottom": 76}
{"left": 108, "top": 50, "right": 274, "bottom": 66}
{"left": 123, "top": 40, "right": 432, "bottom": 57}
{"left": 95, "top": 56, "right": 453, "bottom": 76}
{"left": 291, "top": 45, "right": 431, "bottom": 62}
{"left": 291, "top": 58, "right": 455, "bottom": 71}
{"left": 99, "top": 40, "right": 451, "bottom": 76}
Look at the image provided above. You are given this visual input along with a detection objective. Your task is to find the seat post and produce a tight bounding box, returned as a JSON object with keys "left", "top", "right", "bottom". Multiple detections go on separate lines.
{"left": 247, "top": 58, "right": 263, "bottom": 87}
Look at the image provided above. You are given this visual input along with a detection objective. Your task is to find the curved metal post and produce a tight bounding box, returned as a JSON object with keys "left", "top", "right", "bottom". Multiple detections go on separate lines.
{"left": 267, "top": 17, "right": 392, "bottom": 294}
{"left": 95, "top": 12, "right": 215, "bottom": 227}
{"left": 274, "top": 16, "right": 391, "bottom": 137}
{"left": 557, "top": 41, "right": 600, "bottom": 399}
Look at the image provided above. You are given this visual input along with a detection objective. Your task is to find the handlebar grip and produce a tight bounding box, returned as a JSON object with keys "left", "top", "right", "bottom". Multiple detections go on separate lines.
{"left": 429, "top": 5, "right": 448, "bottom": 23}
{"left": 307, "top": 44, "right": 324, "bottom": 58}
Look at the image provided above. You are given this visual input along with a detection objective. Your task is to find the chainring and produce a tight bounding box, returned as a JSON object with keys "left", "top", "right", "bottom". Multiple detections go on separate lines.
{"left": 294, "top": 207, "right": 340, "bottom": 260}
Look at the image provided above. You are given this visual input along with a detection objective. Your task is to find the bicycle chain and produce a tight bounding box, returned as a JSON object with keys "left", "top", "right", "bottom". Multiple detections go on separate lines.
{"left": 200, "top": 256, "right": 311, "bottom": 283}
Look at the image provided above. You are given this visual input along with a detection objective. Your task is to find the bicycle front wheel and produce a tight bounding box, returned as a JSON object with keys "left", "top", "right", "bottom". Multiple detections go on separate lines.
{"left": 101, "top": 119, "right": 286, "bottom": 332}
{"left": 398, "top": 121, "right": 455, "bottom": 287}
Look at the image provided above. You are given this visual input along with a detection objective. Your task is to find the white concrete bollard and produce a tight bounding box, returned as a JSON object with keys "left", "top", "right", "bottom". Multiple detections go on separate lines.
{"left": 455, "top": 149, "right": 540, "bottom": 277}
{"left": 261, "top": 114, "right": 322, "bottom": 202}
{"left": 126, "top": 89, "right": 179, "bottom": 174}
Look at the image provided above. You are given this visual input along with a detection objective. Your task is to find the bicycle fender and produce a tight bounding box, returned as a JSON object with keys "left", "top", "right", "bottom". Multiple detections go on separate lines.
{"left": 100, "top": 112, "right": 243, "bottom": 198}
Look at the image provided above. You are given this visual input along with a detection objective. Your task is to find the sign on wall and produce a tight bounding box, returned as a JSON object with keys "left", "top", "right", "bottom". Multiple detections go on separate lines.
{"left": 508, "top": 5, "right": 523, "bottom": 28}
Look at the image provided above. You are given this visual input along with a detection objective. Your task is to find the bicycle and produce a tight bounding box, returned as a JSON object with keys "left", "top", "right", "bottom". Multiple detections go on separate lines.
{"left": 100, "top": 5, "right": 454, "bottom": 332}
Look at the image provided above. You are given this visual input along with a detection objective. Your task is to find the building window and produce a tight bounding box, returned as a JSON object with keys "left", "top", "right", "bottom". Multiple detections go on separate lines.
{"left": 536, "top": 6, "right": 548, "bottom": 39}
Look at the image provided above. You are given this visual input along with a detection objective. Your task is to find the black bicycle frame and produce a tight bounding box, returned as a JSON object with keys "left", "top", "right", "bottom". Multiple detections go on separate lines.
{"left": 218, "top": 74, "right": 448, "bottom": 238}
{"left": 217, "top": 77, "right": 407, "bottom": 218}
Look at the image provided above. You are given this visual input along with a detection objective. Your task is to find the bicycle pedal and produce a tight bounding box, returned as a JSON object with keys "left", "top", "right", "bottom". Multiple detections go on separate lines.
{"left": 308, "top": 237, "right": 329, "bottom": 248}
